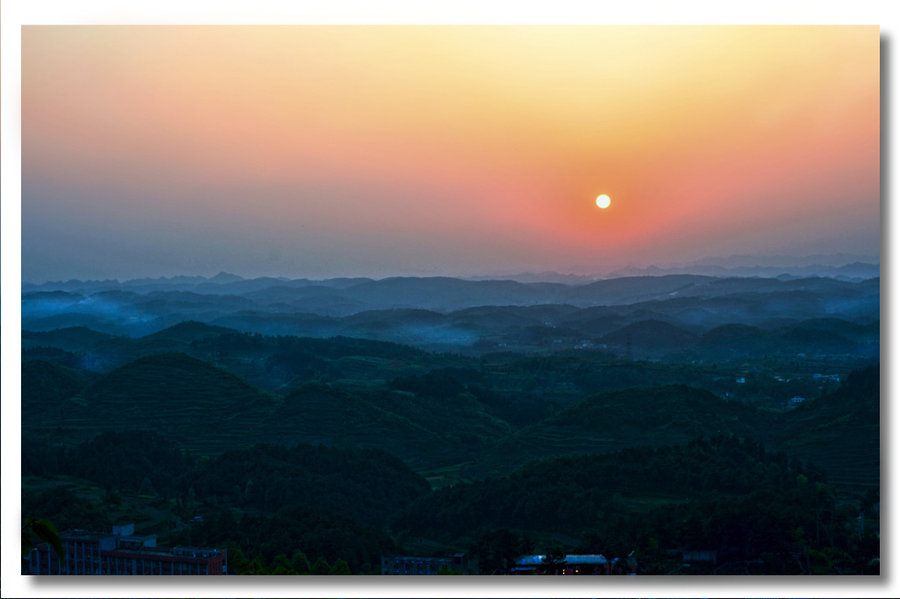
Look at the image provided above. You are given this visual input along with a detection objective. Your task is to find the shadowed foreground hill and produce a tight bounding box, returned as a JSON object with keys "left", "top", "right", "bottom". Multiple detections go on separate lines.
{"left": 22, "top": 431, "right": 429, "bottom": 574}
{"left": 192, "top": 443, "right": 430, "bottom": 526}
{"left": 465, "top": 384, "right": 772, "bottom": 479}
{"left": 62, "top": 353, "right": 282, "bottom": 454}
{"left": 394, "top": 435, "right": 878, "bottom": 574}
{"left": 21, "top": 360, "right": 96, "bottom": 430}
{"left": 777, "top": 365, "right": 879, "bottom": 492}
{"left": 399, "top": 436, "right": 813, "bottom": 542}
{"left": 467, "top": 367, "right": 878, "bottom": 493}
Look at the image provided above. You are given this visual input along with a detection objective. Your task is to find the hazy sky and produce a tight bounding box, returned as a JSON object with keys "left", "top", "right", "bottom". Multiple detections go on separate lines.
{"left": 21, "top": 26, "right": 880, "bottom": 282}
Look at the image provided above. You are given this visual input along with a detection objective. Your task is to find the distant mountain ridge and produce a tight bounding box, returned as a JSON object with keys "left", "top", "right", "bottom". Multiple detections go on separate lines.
{"left": 22, "top": 253, "right": 878, "bottom": 290}
{"left": 22, "top": 274, "right": 879, "bottom": 353}
{"left": 606, "top": 261, "right": 879, "bottom": 280}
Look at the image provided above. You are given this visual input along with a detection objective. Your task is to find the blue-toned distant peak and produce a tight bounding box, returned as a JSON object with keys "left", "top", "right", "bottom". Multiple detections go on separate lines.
{"left": 208, "top": 271, "right": 245, "bottom": 284}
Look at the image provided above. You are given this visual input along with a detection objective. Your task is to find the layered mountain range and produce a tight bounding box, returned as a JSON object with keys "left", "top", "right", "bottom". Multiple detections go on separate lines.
{"left": 22, "top": 274, "right": 879, "bottom": 355}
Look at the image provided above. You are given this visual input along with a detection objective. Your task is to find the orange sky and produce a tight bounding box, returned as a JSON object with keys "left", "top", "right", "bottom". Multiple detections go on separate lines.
{"left": 22, "top": 26, "right": 879, "bottom": 280}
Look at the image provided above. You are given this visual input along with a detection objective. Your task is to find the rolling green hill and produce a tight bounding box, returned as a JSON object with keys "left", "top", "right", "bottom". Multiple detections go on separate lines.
{"left": 140, "top": 320, "right": 237, "bottom": 343}
{"left": 465, "top": 384, "right": 775, "bottom": 479}
{"left": 398, "top": 435, "right": 814, "bottom": 542}
{"left": 262, "top": 382, "right": 513, "bottom": 471}
{"left": 21, "top": 360, "right": 95, "bottom": 434}
{"left": 21, "top": 325, "right": 879, "bottom": 496}
{"left": 601, "top": 319, "right": 698, "bottom": 355}
{"left": 192, "top": 442, "right": 430, "bottom": 525}
{"left": 22, "top": 326, "right": 117, "bottom": 352}
{"left": 393, "top": 434, "right": 877, "bottom": 574}
{"left": 61, "top": 353, "right": 282, "bottom": 455}
{"left": 778, "top": 365, "right": 879, "bottom": 493}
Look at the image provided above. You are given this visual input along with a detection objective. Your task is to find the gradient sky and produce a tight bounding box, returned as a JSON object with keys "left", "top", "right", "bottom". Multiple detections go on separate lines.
{"left": 21, "top": 26, "right": 880, "bottom": 282}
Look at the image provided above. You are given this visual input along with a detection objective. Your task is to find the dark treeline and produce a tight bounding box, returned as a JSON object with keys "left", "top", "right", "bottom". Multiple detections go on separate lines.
{"left": 395, "top": 434, "right": 879, "bottom": 574}
{"left": 23, "top": 429, "right": 879, "bottom": 574}
{"left": 172, "top": 505, "right": 393, "bottom": 574}
{"left": 190, "top": 443, "right": 429, "bottom": 525}
{"left": 399, "top": 436, "right": 816, "bottom": 538}
{"left": 22, "top": 434, "right": 430, "bottom": 573}
{"left": 24, "top": 434, "right": 429, "bottom": 523}
{"left": 24, "top": 430, "right": 194, "bottom": 498}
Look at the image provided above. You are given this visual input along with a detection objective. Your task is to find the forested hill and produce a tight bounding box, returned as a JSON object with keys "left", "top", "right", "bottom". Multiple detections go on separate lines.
{"left": 398, "top": 435, "right": 819, "bottom": 540}
{"left": 464, "top": 384, "right": 774, "bottom": 478}
{"left": 24, "top": 352, "right": 283, "bottom": 453}
{"left": 468, "top": 365, "right": 878, "bottom": 485}
{"left": 393, "top": 434, "right": 878, "bottom": 574}
{"left": 776, "top": 365, "right": 879, "bottom": 492}
{"left": 23, "top": 334, "right": 879, "bottom": 498}
{"left": 23, "top": 432, "right": 429, "bottom": 574}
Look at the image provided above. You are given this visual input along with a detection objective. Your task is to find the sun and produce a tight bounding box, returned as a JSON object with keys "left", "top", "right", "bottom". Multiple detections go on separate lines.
{"left": 595, "top": 194, "right": 611, "bottom": 209}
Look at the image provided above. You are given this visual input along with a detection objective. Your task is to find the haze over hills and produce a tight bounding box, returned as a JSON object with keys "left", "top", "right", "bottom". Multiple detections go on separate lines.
{"left": 21, "top": 267, "right": 879, "bottom": 355}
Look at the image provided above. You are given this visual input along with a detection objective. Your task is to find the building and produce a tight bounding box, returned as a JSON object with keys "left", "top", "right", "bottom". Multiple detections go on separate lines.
{"left": 511, "top": 553, "right": 636, "bottom": 575}
{"left": 25, "top": 523, "right": 226, "bottom": 575}
{"left": 682, "top": 549, "right": 718, "bottom": 566}
{"left": 381, "top": 554, "right": 467, "bottom": 575}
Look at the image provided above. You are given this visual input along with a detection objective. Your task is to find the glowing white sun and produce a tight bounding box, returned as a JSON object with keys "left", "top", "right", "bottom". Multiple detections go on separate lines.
{"left": 595, "top": 194, "right": 611, "bottom": 209}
